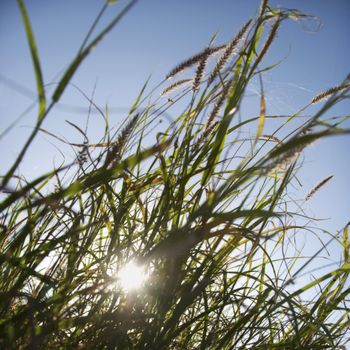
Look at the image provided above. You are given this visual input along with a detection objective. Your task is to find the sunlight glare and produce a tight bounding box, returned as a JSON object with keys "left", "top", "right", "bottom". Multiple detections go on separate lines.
{"left": 117, "top": 261, "right": 148, "bottom": 292}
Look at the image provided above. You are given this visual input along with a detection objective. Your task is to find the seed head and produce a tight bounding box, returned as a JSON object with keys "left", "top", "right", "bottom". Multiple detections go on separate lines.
{"left": 192, "top": 49, "right": 210, "bottom": 91}
{"left": 208, "top": 19, "right": 252, "bottom": 85}
{"left": 255, "top": 16, "right": 280, "bottom": 66}
{"left": 166, "top": 44, "right": 226, "bottom": 80}
{"left": 105, "top": 113, "right": 139, "bottom": 168}
{"left": 206, "top": 79, "right": 233, "bottom": 128}
{"left": 311, "top": 84, "right": 349, "bottom": 104}
{"left": 305, "top": 175, "right": 333, "bottom": 201}
{"left": 161, "top": 79, "right": 192, "bottom": 96}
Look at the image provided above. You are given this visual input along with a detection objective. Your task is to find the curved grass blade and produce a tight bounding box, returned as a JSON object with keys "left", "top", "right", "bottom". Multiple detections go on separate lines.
{"left": 17, "top": 0, "right": 46, "bottom": 121}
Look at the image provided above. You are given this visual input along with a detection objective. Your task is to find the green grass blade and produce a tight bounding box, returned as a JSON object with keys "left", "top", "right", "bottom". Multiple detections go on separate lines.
{"left": 17, "top": 0, "right": 46, "bottom": 121}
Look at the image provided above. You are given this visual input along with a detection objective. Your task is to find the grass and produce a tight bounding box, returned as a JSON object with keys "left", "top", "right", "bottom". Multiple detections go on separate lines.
{"left": 1, "top": 0, "right": 350, "bottom": 349}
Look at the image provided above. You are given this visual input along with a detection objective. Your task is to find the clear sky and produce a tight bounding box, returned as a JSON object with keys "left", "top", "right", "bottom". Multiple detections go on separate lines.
{"left": 0, "top": 0, "right": 349, "bottom": 258}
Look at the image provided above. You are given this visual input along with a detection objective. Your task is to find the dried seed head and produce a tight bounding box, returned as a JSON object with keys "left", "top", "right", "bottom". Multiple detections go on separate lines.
{"left": 305, "top": 175, "right": 333, "bottom": 201}
{"left": 202, "top": 121, "right": 219, "bottom": 140}
{"left": 262, "top": 144, "right": 304, "bottom": 175}
{"left": 260, "top": 134, "right": 281, "bottom": 143}
{"left": 206, "top": 79, "right": 233, "bottom": 129}
{"left": 255, "top": 16, "right": 280, "bottom": 66}
{"left": 208, "top": 19, "right": 252, "bottom": 85}
{"left": 259, "top": 0, "right": 269, "bottom": 16}
{"left": 311, "top": 84, "right": 350, "bottom": 104}
{"left": 105, "top": 113, "right": 139, "bottom": 167}
{"left": 300, "top": 120, "right": 316, "bottom": 136}
{"left": 192, "top": 121, "right": 219, "bottom": 153}
{"left": 160, "top": 79, "right": 192, "bottom": 96}
{"left": 166, "top": 44, "right": 226, "bottom": 80}
{"left": 192, "top": 49, "right": 211, "bottom": 91}
{"left": 77, "top": 145, "right": 88, "bottom": 166}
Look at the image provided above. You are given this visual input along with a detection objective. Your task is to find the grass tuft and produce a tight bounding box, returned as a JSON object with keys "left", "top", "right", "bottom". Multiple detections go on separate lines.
{"left": 1, "top": 1, "right": 349, "bottom": 349}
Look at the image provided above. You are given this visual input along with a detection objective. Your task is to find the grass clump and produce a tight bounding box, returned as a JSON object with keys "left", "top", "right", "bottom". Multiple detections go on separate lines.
{"left": 1, "top": 1, "right": 350, "bottom": 349}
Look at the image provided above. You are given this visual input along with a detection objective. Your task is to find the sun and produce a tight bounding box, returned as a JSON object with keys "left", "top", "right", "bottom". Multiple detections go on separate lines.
{"left": 117, "top": 261, "right": 148, "bottom": 292}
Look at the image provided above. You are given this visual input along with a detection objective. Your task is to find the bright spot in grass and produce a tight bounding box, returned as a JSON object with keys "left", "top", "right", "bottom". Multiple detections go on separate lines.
{"left": 117, "top": 261, "right": 148, "bottom": 292}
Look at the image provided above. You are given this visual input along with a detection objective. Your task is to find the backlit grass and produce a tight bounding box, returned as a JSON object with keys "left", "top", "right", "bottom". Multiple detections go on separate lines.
{"left": 0, "top": 1, "right": 349, "bottom": 349}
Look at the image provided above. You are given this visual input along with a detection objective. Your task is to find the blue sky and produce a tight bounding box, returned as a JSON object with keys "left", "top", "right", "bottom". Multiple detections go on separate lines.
{"left": 0, "top": 0, "right": 349, "bottom": 257}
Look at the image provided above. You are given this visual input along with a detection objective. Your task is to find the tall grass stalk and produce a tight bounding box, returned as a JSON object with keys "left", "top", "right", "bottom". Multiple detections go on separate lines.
{"left": 0, "top": 1, "right": 349, "bottom": 349}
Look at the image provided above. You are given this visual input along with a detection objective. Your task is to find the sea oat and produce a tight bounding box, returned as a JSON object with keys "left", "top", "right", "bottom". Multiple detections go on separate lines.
{"left": 305, "top": 175, "right": 333, "bottom": 201}
{"left": 208, "top": 19, "right": 252, "bottom": 85}
{"left": 161, "top": 79, "right": 192, "bottom": 96}
{"left": 311, "top": 84, "right": 350, "bottom": 104}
